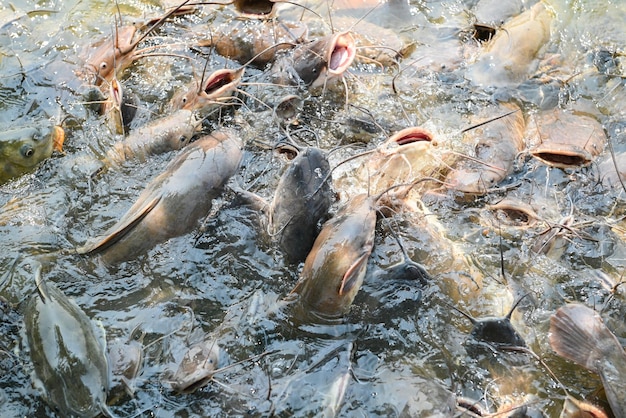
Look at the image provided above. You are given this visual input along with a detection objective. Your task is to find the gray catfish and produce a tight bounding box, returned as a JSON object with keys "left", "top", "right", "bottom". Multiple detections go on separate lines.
{"left": 23, "top": 267, "right": 110, "bottom": 417}
{"left": 549, "top": 303, "right": 626, "bottom": 418}
{"left": 101, "top": 109, "right": 199, "bottom": 167}
{"left": 268, "top": 145, "right": 334, "bottom": 264}
{"left": 79, "top": 129, "right": 243, "bottom": 265}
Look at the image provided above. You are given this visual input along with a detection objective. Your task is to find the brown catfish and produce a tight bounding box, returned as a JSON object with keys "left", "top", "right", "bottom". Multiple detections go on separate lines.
{"left": 199, "top": 19, "right": 308, "bottom": 68}
{"left": 528, "top": 108, "right": 606, "bottom": 169}
{"left": 79, "top": 0, "right": 195, "bottom": 86}
{"left": 272, "top": 31, "right": 356, "bottom": 88}
{"left": 170, "top": 67, "right": 245, "bottom": 114}
{"left": 446, "top": 103, "right": 525, "bottom": 194}
{"left": 289, "top": 193, "right": 378, "bottom": 320}
{"left": 79, "top": 129, "right": 243, "bottom": 265}
{"left": 102, "top": 109, "right": 199, "bottom": 167}
{"left": 466, "top": 2, "right": 552, "bottom": 88}
{"left": 549, "top": 303, "right": 626, "bottom": 418}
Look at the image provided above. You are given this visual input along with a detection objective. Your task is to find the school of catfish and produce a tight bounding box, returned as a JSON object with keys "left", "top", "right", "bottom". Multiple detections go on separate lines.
{"left": 1, "top": 0, "right": 626, "bottom": 416}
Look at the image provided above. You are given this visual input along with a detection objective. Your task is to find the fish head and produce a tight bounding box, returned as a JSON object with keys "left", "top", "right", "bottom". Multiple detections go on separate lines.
{"left": 171, "top": 67, "right": 244, "bottom": 112}
{"left": 169, "top": 340, "right": 220, "bottom": 393}
{"left": 529, "top": 109, "right": 605, "bottom": 169}
{"left": 471, "top": 318, "right": 526, "bottom": 347}
{"left": 0, "top": 125, "right": 62, "bottom": 184}
{"left": 82, "top": 25, "right": 137, "bottom": 86}
{"left": 292, "top": 31, "right": 356, "bottom": 88}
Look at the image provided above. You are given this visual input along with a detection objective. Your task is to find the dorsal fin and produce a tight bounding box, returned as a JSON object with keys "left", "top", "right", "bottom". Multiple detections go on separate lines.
{"left": 80, "top": 195, "right": 162, "bottom": 255}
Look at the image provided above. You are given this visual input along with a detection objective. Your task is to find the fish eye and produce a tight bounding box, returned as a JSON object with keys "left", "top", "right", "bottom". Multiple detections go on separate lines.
{"left": 21, "top": 145, "right": 35, "bottom": 158}
{"left": 179, "top": 136, "right": 187, "bottom": 142}
{"left": 100, "top": 62, "right": 108, "bottom": 70}
{"left": 181, "top": 96, "right": 187, "bottom": 104}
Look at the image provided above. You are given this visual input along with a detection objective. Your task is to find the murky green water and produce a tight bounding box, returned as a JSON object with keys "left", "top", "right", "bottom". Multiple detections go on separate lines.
{"left": 1, "top": 0, "right": 625, "bottom": 416}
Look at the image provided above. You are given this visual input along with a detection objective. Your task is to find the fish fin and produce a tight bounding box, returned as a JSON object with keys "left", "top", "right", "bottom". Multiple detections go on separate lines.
{"left": 549, "top": 304, "right": 619, "bottom": 373}
{"left": 52, "top": 126, "right": 65, "bottom": 153}
{"left": 339, "top": 252, "right": 369, "bottom": 296}
{"left": 34, "top": 264, "right": 49, "bottom": 303}
{"left": 79, "top": 195, "right": 162, "bottom": 255}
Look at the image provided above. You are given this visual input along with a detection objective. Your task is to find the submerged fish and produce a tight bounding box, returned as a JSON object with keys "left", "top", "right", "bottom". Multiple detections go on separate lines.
{"left": 549, "top": 303, "right": 626, "bottom": 418}
{"left": 79, "top": 129, "right": 243, "bottom": 265}
{"left": 269, "top": 145, "right": 334, "bottom": 264}
{"left": 0, "top": 125, "right": 64, "bottom": 185}
{"left": 167, "top": 339, "right": 220, "bottom": 393}
{"left": 23, "top": 268, "right": 109, "bottom": 417}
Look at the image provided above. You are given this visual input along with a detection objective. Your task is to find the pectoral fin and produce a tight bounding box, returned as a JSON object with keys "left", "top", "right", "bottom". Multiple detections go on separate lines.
{"left": 79, "top": 195, "right": 161, "bottom": 255}
{"left": 339, "top": 252, "right": 369, "bottom": 296}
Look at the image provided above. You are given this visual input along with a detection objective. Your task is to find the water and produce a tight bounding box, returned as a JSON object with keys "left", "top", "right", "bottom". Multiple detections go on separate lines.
{"left": 1, "top": 0, "right": 625, "bottom": 416}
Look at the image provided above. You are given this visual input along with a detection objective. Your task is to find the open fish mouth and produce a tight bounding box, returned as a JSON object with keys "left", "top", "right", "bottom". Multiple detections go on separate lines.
{"left": 390, "top": 127, "right": 434, "bottom": 146}
{"left": 234, "top": 0, "right": 275, "bottom": 17}
{"left": 327, "top": 32, "right": 356, "bottom": 76}
{"left": 203, "top": 67, "right": 245, "bottom": 98}
{"left": 531, "top": 146, "right": 592, "bottom": 168}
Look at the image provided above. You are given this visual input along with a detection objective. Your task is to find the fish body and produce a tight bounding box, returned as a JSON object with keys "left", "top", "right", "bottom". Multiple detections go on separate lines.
{"left": 24, "top": 273, "right": 109, "bottom": 417}
{"left": 549, "top": 303, "right": 626, "bottom": 418}
{"left": 269, "top": 146, "right": 333, "bottom": 264}
{"left": 0, "top": 125, "right": 64, "bottom": 185}
{"left": 446, "top": 103, "right": 525, "bottom": 194}
{"left": 102, "top": 109, "right": 198, "bottom": 166}
{"left": 528, "top": 108, "right": 606, "bottom": 169}
{"left": 291, "top": 194, "right": 376, "bottom": 319}
{"left": 80, "top": 129, "right": 243, "bottom": 264}
{"left": 467, "top": 2, "right": 552, "bottom": 88}
{"left": 201, "top": 19, "right": 308, "bottom": 68}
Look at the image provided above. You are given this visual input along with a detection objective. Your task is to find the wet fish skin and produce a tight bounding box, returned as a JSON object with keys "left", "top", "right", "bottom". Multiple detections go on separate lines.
{"left": 24, "top": 273, "right": 109, "bottom": 418}
{"left": 549, "top": 303, "right": 626, "bottom": 418}
{"left": 201, "top": 19, "right": 308, "bottom": 68}
{"left": 446, "top": 103, "right": 525, "bottom": 194}
{"left": 273, "top": 32, "right": 356, "bottom": 88}
{"left": 170, "top": 68, "right": 245, "bottom": 114}
{"left": 168, "top": 340, "right": 220, "bottom": 393}
{"left": 467, "top": 2, "right": 552, "bottom": 88}
{"left": 0, "top": 125, "right": 63, "bottom": 185}
{"left": 102, "top": 109, "right": 198, "bottom": 167}
{"left": 269, "top": 147, "right": 333, "bottom": 264}
{"left": 79, "top": 129, "right": 243, "bottom": 265}
{"left": 291, "top": 194, "right": 377, "bottom": 319}
{"left": 528, "top": 108, "right": 606, "bottom": 169}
